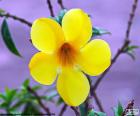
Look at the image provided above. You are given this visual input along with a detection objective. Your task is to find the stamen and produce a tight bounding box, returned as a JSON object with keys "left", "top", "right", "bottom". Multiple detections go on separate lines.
{"left": 57, "top": 43, "right": 78, "bottom": 67}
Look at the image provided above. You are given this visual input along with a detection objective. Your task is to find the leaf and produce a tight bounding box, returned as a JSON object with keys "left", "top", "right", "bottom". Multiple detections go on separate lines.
{"left": 87, "top": 110, "right": 95, "bottom": 116}
{"left": 92, "top": 27, "right": 111, "bottom": 37}
{"left": 5, "top": 88, "right": 17, "bottom": 103}
{"left": 87, "top": 110, "right": 106, "bottom": 116}
{"left": 22, "top": 102, "right": 41, "bottom": 115}
{"left": 123, "top": 45, "right": 139, "bottom": 52}
{"left": 79, "top": 104, "right": 86, "bottom": 116}
{"left": 0, "top": 93, "right": 7, "bottom": 100}
{"left": 22, "top": 79, "right": 30, "bottom": 89}
{"left": 126, "top": 52, "right": 136, "bottom": 60}
{"left": 57, "top": 97, "right": 64, "bottom": 106}
{"left": 32, "top": 85, "right": 42, "bottom": 91}
{"left": 94, "top": 110, "right": 106, "bottom": 116}
{"left": 113, "top": 102, "right": 123, "bottom": 116}
{"left": 45, "top": 92, "right": 58, "bottom": 101}
{"left": 1, "top": 19, "right": 22, "bottom": 57}
{"left": 0, "top": 102, "right": 8, "bottom": 108}
{"left": 123, "top": 45, "right": 139, "bottom": 60}
{"left": 0, "top": 8, "right": 5, "bottom": 14}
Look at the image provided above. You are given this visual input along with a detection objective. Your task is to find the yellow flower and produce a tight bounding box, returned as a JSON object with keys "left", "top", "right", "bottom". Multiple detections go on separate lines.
{"left": 29, "top": 9, "right": 111, "bottom": 106}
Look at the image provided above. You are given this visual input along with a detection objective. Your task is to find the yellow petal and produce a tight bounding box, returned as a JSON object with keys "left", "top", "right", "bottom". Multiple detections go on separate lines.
{"left": 29, "top": 52, "right": 58, "bottom": 85}
{"left": 62, "top": 9, "right": 92, "bottom": 48}
{"left": 78, "top": 39, "right": 111, "bottom": 76}
{"left": 57, "top": 68, "right": 90, "bottom": 106}
{"left": 31, "top": 18, "right": 65, "bottom": 53}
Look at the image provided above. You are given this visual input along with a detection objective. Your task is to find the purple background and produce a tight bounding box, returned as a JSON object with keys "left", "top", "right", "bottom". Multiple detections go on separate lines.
{"left": 0, "top": 0, "right": 140, "bottom": 115}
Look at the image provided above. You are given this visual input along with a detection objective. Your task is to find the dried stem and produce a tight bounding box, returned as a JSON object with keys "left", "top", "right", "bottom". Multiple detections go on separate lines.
{"left": 91, "top": 0, "right": 139, "bottom": 92}
{"left": 59, "top": 104, "right": 67, "bottom": 116}
{"left": 71, "top": 107, "right": 80, "bottom": 116}
{"left": 57, "top": 0, "right": 65, "bottom": 9}
{"left": 27, "top": 86, "right": 51, "bottom": 114}
{"left": 122, "top": 100, "right": 134, "bottom": 116}
{"left": 0, "top": 13, "right": 32, "bottom": 27}
{"left": 46, "top": 0, "right": 54, "bottom": 17}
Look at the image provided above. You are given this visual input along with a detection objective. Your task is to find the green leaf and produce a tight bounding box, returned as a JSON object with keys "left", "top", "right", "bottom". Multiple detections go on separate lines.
{"left": 32, "top": 85, "right": 42, "bottom": 91}
{"left": 92, "top": 27, "right": 111, "bottom": 37}
{"left": 0, "top": 93, "right": 7, "bottom": 100}
{"left": 87, "top": 110, "right": 106, "bottom": 116}
{"left": 57, "top": 97, "right": 64, "bottom": 106}
{"left": 123, "top": 45, "right": 139, "bottom": 52}
{"left": 94, "top": 110, "right": 106, "bottom": 116}
{"left": 22, "top": 79, "right": 30, "bottom": 88}
{"left": 126, "top": 52, "right": 136, "bottom": 60}
{"left": 87, "top": 110, "right": 95, "bottom": 116}
{"left": 5, "top": 88, "right": 17, "bottom": 102}
{"left": 1, "top": 19, "right": 22, "bottom": 57}
{"left": 0, "top": 102, "right": 8, "bottom": 108}
{"left": 113, "top": 102, "right": 123, "bottom": 116}
{"left": 79, "top": 104, "right": 86, "bottom": 116}
{"left": 0, "top": 8, "right": 5, "bottom": 14}
{"left": 45, "top": 92, "right": 58, "bottom": 101}
{"left": 123, "top": 45, "right": 139, "bottom": 60}
{"left": 22, "top": 102, "right": 41, "bottom": 115}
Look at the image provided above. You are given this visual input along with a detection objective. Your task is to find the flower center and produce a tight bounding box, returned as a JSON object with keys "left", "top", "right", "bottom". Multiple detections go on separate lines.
{"left": 57, "top": 43, "right": 78, "bottom": 67}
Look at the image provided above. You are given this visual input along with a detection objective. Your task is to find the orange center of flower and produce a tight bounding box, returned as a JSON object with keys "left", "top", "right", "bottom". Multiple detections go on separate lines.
{"left": 57, "top": 43, "right": 78, "bottom": 67}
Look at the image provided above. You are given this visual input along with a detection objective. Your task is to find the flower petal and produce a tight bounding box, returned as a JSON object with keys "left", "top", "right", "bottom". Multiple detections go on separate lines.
{"left": 78, "top": 39, "right": 111, "bottom": 76}
{"left": 62, "top": 9, "right": 92, "bottom": 48}
{"left": 29, "top": 52, "right": 58, "bottom": 85}
{"left": 57, "top": 68, "right": 90, "bottom": 106}
{"left": 31, "top": 18, "right": 65, "bottom": 53}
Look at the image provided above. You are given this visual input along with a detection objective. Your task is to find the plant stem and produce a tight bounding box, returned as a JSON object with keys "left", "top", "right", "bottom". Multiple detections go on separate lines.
{"left": 71, "top": 107, "right": 80, "bottom": 116}
{"left": 46, "top": 0, "right": 54, "bottom": 17}
{"left": 86, "top": 74, "right": 105, "bottom": 112}
{"left": 57, "top": 0, "right": 65, "bottom": 9}
{"left": 93, "top": 92, "right": 104, "bottom": 112}
{"left": 27, "top": 86, "right": 51, "bottom": 114}
{"left": 0, "top": 13, "right": 32, "bottom": 27}
{"left": 91, "top": 0, "right": 139, "bottom": 92}
{"left": 59, "top": 104, "right": 67, "bottom": 116}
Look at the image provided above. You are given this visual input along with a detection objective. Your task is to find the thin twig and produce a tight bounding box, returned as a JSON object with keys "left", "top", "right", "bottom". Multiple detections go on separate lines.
{"left": 46, "top": 0, "right": 54, "bottom": 17}
{"left": 0, "top": 13, "right": 32, "bottom": 27}
{"left": 27, "top": 86, "right": 51, "bottom": 114}
{"left": 91, "top": 0, "right": 139, "bottom": 92}
{"left": 71, "top": 107, "right": 80, "bottom": 116}
{"left": 122, "top": 100, "right": 134, "bottom": 116}
{"left": 59, "top": 104, "right": 67, "bottom": 116}
{"left": 86, "top": 74, "right": 105, "bottom": 112}
{"left": 57, "top": 0, "right": 65, "bottom": 9}
{"left": 93, "top": 92, "right": 104, "bottom": 112}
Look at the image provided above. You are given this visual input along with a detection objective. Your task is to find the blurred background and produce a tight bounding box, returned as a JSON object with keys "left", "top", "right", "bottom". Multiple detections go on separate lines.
{"left": 0, "top": 0, "right": 140, "bottom": 115}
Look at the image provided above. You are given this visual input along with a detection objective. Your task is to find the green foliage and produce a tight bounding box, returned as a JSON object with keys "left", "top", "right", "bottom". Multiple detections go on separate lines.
{"left": 113, "top": 102, "right": 123, "bottom": 116}
{"left": 22, "top": 102, "right": 41, "bottom": 115}
{"left": 56, "top": 97, "right": 64, "bottom": 106}
{"left": 0, "top": 88, "right": 17, "bottom": 113}
{"left": 123, "top": 45, "right": 139, "bottom": 60}
{"left": 79, "top": 104, "right": 86, "bottom": 116}
{"left": 0, "top": 79, "right": 57, "bottom": 113}
{"left": 87, "top": 109, "right": 106, "bottom": 116}
{"left": 0, "top": 8, "right": 5, "bottom": 14}
{"left": 1, "top": 19, "right": 21, "bottom": 57}
{"left": 92, "top": 27, "right": 111, "bottom": 37}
